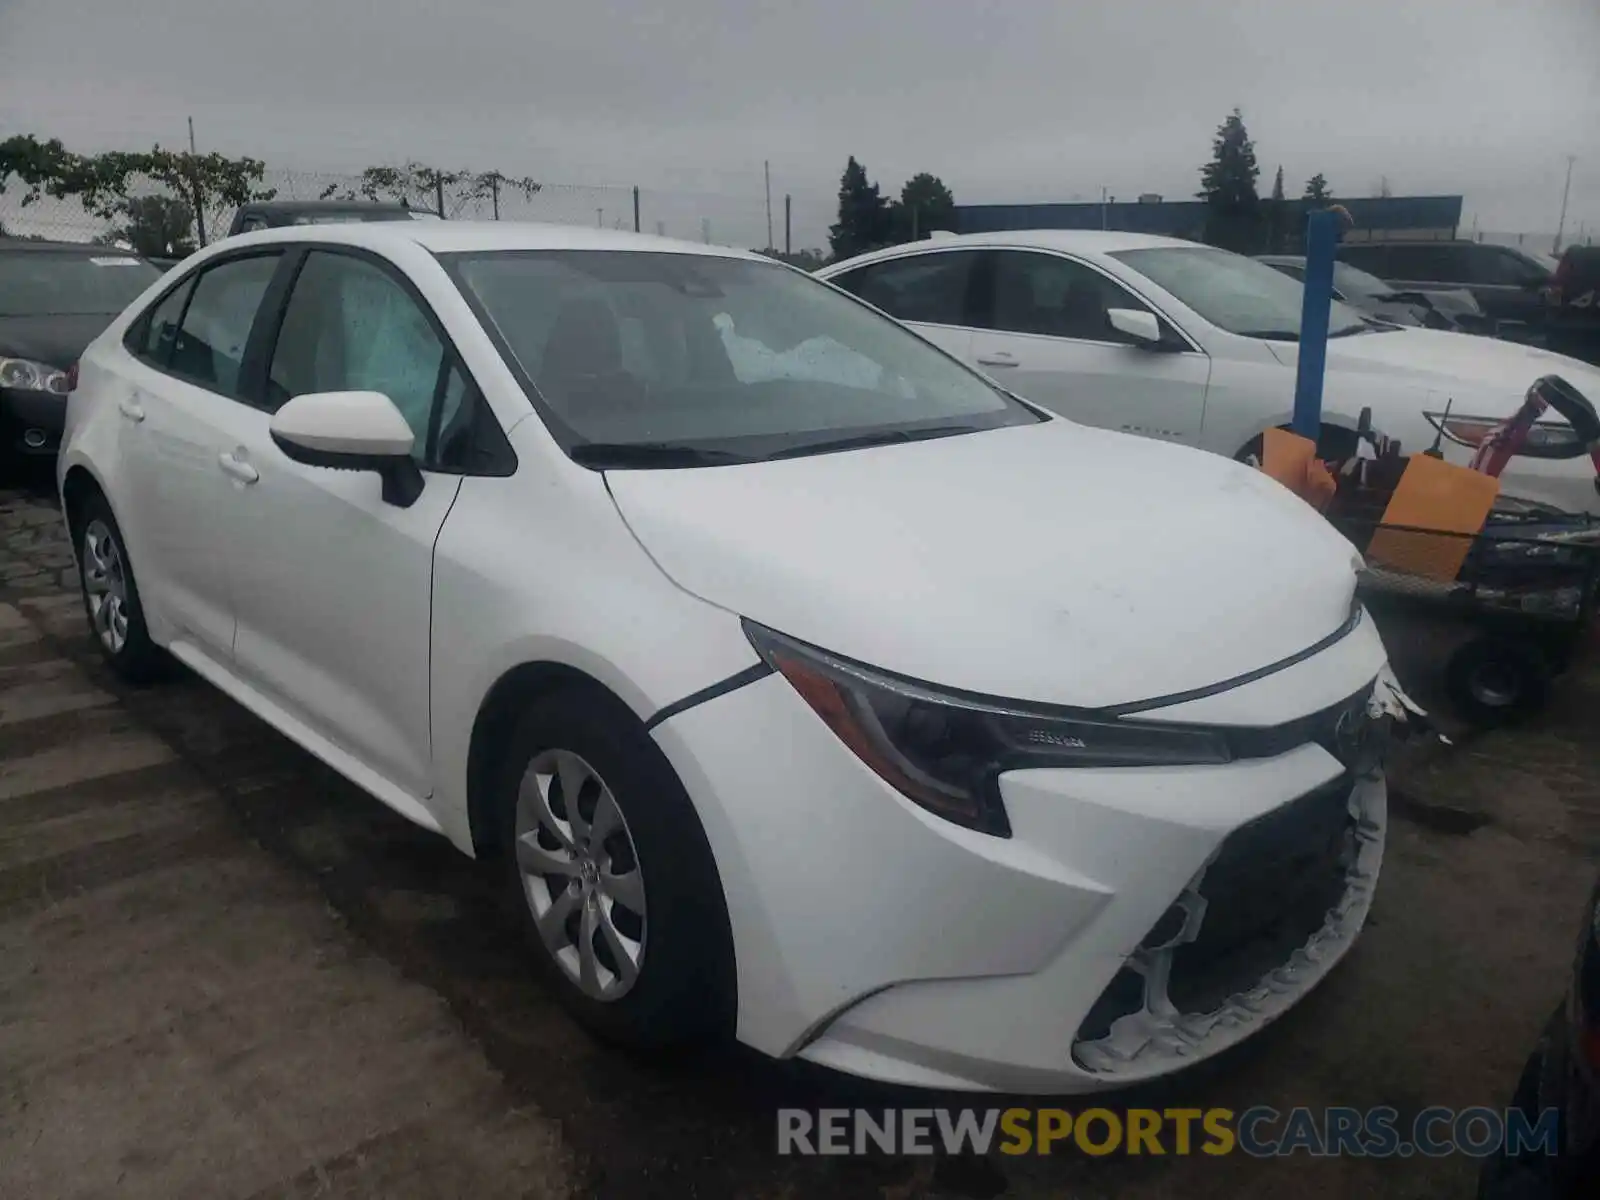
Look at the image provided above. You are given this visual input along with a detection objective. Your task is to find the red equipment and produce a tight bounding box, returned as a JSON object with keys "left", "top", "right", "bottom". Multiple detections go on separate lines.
{"left": 1465, "top": 375, "right": 1600, "bottom": 483}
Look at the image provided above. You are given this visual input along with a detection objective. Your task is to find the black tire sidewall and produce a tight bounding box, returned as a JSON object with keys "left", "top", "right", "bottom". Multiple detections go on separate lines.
{"left": 74, "top": 493, "right": 162, "bottom": 682}
{"left": 1446, "top": 638, "right": 1550, "bottom": 725}
{"left": 493, "top": 690, "right": 735, "bottom": 1050}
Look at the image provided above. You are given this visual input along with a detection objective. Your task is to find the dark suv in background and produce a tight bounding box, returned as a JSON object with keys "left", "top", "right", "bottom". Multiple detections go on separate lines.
{"left": 1337, "top": 239, "right": 1555, "bottom": 341}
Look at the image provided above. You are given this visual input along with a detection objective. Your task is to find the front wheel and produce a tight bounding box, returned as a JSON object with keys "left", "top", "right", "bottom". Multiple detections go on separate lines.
{"left": 495, "top": 689, "right": 735, "bottom": 1050}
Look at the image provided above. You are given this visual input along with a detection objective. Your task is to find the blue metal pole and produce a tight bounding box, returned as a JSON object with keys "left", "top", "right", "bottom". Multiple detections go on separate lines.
{"left": 1292, "top": 208, "right": 1341, "bottom": 439}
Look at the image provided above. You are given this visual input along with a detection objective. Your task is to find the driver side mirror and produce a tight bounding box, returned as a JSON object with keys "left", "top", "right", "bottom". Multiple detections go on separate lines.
{"left": 270, "top": 390, "right": 425, "bottom": 508}
{"left": 1107, "top": 308, "right": 1164, "bottom": 347}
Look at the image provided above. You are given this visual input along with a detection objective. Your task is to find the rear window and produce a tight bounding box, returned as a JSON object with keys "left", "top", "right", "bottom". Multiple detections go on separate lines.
{"left": 0, "top": 251, "right": 161, "bottom": 317}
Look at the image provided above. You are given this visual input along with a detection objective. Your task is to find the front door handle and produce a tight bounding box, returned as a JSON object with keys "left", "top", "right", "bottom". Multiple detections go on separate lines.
{"left": 976, "top": 353, "right": 1018, "bottom": 368}
{"left": 117, "top": 398, "right": 145, "bottom": 422}
{"left": 218, "top": 451, "right": 259, "bottom": 485}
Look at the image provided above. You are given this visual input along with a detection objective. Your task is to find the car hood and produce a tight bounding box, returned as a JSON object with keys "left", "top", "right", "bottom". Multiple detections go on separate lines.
{"left": 606, "top": 420, "right": 1363, "bottom": 710}
{"left": 0, "top": 314, "right": 118, "bottom": 371}
{"left": 1270, "top": 328, "right": 1600, "bottom": 413}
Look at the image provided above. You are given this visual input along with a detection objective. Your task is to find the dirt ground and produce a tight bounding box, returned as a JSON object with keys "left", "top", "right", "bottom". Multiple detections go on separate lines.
{"left": 2, "top": 471, "right": 1597, "bottom": 1200}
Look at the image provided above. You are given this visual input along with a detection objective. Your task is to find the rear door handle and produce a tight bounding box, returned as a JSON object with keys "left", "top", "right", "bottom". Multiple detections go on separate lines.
{"left": 117, "top": 398, "right": 145, "bottom": 422}
{"left": 976, "top": 353, "right": 1018, "bottom": 368}
{"left": 218, "top": 451, "right": 259, "bottom": 485}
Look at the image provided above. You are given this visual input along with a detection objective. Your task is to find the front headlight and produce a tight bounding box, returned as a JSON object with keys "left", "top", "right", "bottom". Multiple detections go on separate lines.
{"left": 0, "top": 356, "right": 69, "bottom": 395}
{"left": 744, "top": 621, "right": 1231, "bottom": 837}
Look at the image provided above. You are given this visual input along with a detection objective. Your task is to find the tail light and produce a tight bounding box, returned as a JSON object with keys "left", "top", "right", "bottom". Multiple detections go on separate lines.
{"left": 65, "top": 362, "right": 79, "bottom": 393}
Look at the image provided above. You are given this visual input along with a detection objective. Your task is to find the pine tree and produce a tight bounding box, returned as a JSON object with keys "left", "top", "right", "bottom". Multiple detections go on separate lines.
{"left": 1303, "top": 173, "right": 1332, "bottom": 203}
{"left": 828, "top": 157, "right": 890, "bottom": 261}
{"left": 1197, "top": 108, "right": 1263, "bottom": 252}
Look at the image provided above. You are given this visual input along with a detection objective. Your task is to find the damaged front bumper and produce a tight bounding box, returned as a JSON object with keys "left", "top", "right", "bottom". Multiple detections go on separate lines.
{"left": 655, "top": 616, "right": 1423, "bottom": 1094}
{"left": 1072, "top": 770, "right": 1385, "bottom": 1077}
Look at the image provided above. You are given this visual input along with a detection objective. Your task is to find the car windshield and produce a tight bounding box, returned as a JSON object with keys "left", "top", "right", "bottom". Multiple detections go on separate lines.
{"left": 0, "top": 250, "right": 161, "bottom": 317}
{"left": 1331, "top": 262, "right": 1393, "bottom": 299}
{"left": 1112, "top": 245, "right": 1369, "bottom": 340}
{"left": 444, "top": 250, "right": 1037, "bottom": 464}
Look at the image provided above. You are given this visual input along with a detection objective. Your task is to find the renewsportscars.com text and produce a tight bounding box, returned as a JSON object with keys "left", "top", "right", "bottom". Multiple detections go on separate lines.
{"left": 777, "top": 1106, "right": 1559, "bottom": 1159}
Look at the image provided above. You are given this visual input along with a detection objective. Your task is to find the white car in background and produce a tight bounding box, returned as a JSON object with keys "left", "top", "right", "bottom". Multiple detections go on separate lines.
{"left": 61, "top": 220, "right": 1395, "bottom": 1093}
{"left": 820, "top": 231, "right": 1600, "bottom": 515}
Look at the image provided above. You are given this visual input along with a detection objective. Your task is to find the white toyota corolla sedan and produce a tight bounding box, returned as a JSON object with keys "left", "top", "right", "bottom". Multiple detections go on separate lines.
{"left": 821, "top": 231, "right": 1600, "bottom": 516}
{"left": 60, "top": 220, "right": 1397, "bottom": 1093}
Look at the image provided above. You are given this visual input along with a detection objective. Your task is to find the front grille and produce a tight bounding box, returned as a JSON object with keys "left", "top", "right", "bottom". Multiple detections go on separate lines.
{"left": 1225, "top": 685, "right": 1374, "bottom": 764}
{"left": 1167, "top": 777, "right": 1356, "bottom": 1013}
{"left": 1073, "top": 774, "right": 1371, "bottom": 1068}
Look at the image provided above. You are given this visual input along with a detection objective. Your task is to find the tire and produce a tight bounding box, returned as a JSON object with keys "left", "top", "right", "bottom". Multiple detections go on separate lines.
{"left": 1445, "top": 636, "right": 1551, "bottom": 726}
{"left": 493, "top": 688, "right": 736, "bottom": 1050}
{"left": 72, "top": 491, "right": 165, "bottom": 683}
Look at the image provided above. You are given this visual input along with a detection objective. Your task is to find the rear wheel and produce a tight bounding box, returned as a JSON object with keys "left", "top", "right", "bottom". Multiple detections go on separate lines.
{"left": 73, "top": 492, "right": 164, "bottom": 683}
{"left": 495, "top": 689, "right": 735, "bottom": 1050}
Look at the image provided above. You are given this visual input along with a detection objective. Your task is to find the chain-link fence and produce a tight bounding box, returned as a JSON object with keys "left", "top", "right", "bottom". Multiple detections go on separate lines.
{"left": 0, "top": 165, "right": 831, "bottom": 259}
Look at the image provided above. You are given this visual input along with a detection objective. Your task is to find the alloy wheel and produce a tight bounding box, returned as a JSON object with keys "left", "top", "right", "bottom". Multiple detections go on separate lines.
{"left": 514, "top": 748, "right": 648, "bottom": 1001}
{"left": 81, "top": 518, "right": 130, "bottom": 655}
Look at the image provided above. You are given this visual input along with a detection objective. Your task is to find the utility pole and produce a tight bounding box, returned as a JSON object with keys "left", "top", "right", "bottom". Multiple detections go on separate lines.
{"left": 186, "top": 116, "right": 207, "bottom": 245}
{"left": 702, "top": 217, "right": 711, "bottom": 244}
{"left": 784, "top": 193, "right": 792, "bottom": 255}
{"left": 1101, "top": 186, "right": 1108, "bottom": 231}
{"left": 490, "top": 174, "right": 500, "bottom": 220}
{"left": 764, "top": 161, "right": 774, "bottom": 251}
{"left": 633, "top": 186, "right": 641, "bottom": 233}
{"left": 597, "top": 207, "right": 604, "bottom": 228}
{"left": 1554, "top": 155, "right": 1576, "bottom": 255}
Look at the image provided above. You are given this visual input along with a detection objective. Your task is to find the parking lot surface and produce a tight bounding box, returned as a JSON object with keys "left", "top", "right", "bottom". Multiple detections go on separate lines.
{"left": 2, "top": 475, "right": 1597, "bottom": 1200}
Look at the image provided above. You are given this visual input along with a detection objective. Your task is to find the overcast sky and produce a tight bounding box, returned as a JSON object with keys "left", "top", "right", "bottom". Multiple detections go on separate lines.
{"left": 3, "top": 0, "right": 1597, "bottom": 249}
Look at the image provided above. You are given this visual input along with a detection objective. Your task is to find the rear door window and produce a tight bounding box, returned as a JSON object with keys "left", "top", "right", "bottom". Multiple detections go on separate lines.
{"left": 988, "top": 250, "right": 1162, "bottom": 343}
{"left": 168, "top": 254, "right": 282, "bottom": 396}
{"left": 829, "top": 252, "right": 981, "bottom": 327}
{"left": 129, "top": 277, "right": 196, "bottom": 368}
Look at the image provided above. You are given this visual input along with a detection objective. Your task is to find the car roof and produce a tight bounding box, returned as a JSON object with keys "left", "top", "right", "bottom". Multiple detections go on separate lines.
{"left": 209, "top": 219, "right": 765, "bottom": 262}
{"left": 820, "top": 229, "right": 1198, "bottom": 272}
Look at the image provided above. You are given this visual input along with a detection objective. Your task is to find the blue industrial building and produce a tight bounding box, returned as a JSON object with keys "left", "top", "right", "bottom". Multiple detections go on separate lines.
{"left": 953, "top": 195, "right": 1464, "bottom": 244}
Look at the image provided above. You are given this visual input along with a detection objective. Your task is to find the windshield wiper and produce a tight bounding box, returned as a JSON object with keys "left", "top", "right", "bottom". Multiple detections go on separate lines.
{"left": 762, "top": 424, "right": 977, "bottom": 461}
{"left": 569, "top": 442, "right": 754, "bottom": 469}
